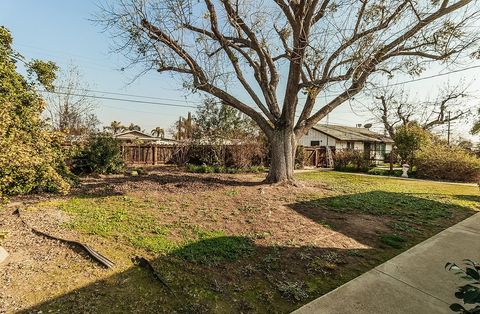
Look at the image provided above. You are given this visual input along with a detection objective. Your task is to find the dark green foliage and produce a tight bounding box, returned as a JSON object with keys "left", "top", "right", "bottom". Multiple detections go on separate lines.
{"left": 367, "top": 168, "right": 416, "bottom": 177}
{"left": 72, "top": 136, "right": 124, "bottom": 175}
{"left": 193, "top": 98, "right": 260, "bottom": 143}
{"left": 446, "top": 260, "right": 480, "bottom": 313}
{"left": 379, "top": 234, "right": 406, "bottom": 249}
{"left": 333, "top": 149, "right": 371, "bottom": 172}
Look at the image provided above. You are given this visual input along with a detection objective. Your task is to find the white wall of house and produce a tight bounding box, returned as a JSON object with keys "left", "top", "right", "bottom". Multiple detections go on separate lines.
{"left": 333, "top": 141, "right": 364, "bottom": 151}
{"left": 300, "top": 128, "right": 336, "bottom": 147}
{"left": 354, "top": 141, "right": 364, "bottom": 151}
{"left": 300, "top": 128, "right": 394, "bottom": 163}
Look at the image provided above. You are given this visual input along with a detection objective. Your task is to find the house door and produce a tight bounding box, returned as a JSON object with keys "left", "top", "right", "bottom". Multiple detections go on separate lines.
{"left": 364, "top": 142, "right": 371, "bottom": 159}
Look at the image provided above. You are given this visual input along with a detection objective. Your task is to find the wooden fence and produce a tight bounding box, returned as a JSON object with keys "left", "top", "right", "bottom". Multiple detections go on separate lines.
{"left": 121, "top": 144, "right": 178, "bottom": 165}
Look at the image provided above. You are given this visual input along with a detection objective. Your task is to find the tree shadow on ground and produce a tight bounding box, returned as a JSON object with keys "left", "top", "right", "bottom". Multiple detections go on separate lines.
{"left": 73, "top": 171, "right": 265, "bottom": 197}
{"left": 20, "top": 236, "right": 375, "bottom": 314}
{"left": 17, "top": 191, "right": 477, "bottom": 314}
{"left": 288, "top": 191, "right": 477, "bottom": 248}
{"left": 454, "top": 194, "right": 480, "bottom": 203}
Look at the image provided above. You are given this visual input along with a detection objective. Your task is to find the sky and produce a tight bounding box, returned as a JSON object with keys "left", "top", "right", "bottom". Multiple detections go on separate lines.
{"left": 1, "top": 0, "right": 479, "bottom": 141}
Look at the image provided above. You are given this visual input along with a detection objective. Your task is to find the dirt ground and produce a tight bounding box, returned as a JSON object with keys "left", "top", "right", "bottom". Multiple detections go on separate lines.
{"left": 0, "top": 168, "right": 475, "bottom": 313}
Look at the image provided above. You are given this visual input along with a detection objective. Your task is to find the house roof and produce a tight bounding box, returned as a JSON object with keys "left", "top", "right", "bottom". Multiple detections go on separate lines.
{"left": 312, "top": 124, "right": 394, "bottom": 143}
{"left": 114, "top": 130, "right": 178, "bottom": 145}
{"left": 114, "top": 130, "right": 155, "bottom": 139}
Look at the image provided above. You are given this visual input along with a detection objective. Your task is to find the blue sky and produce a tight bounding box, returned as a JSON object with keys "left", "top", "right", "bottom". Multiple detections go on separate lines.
{"left": 1, "top": 0, "right": 479, "bottom": 140}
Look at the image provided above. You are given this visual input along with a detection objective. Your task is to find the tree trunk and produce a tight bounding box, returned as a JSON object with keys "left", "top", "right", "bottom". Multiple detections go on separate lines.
{"left": 266, "top": 128, "right": 297, "bottom": 184}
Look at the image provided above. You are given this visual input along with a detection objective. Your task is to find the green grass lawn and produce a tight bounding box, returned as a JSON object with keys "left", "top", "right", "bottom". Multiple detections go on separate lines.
{"left": 22, "top": 171, "right": 479, "bottom": 313}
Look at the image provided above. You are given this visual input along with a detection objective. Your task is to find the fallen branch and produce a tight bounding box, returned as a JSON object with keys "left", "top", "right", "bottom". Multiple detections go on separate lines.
{"left": 13, "top": 208, "right": 114, "bottom": 268}
{"left": 132, "top": 255, "right": 172, "bottom": 293}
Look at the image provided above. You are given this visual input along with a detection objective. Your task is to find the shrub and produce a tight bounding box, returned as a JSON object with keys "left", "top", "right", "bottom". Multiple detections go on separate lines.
{"left": 367, "top": 168, "right": 408, "bottom": 177}
{"left": 226, "top": 143, "right": 266, "bottom": 168}
{"left": 185, "top": 163, "right": 265, "bottom": 174}
{"left": 0, "top": 27, "right": 71, "bottom": 200}
{"left": 334, "top": 149, "right": 371, "bottom": 172}
{"left": 71, "top": 135, "right": 124, "bottom": 175}
{"left": 176, "top": 143, "right": 267, "bottom": 168}
{"left": 415, "top": 143, "right": 480, "bottom": 182}
{"left": 295, "top": 146, "right": 305, "bottom": 169}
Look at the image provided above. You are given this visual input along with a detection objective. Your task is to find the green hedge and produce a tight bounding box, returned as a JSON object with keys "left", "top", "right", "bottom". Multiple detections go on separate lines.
{"left": 415, "top": 144, "right": 480, "bottom": 182}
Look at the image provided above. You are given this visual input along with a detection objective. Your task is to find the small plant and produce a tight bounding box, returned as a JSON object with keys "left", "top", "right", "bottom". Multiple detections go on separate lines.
{"left": 240, "top": 264, "right": 257, "bottom": 277}
{"left": 446, "top": 260, "right": 480, "bottom": 313}
{"left": 379, "top": 234, "right": 406, "bottom": 249}
{"left": 225, "top": 189, "right": 239, "bottom": 196}
{"left": 71, "top": 135, "right": 124, "bottom": 175}
{"left": 275, "top": 280, "right": 309, "bottom": 302}
{"left": 185, "top": 163, "right": 266, "bottom": 174}
{"left": 0, "top": 230, "right": 7, "bottom": 244}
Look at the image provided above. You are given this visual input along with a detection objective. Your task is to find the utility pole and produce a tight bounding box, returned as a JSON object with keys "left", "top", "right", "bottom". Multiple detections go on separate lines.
{"left": 447, "top": 111, "right": 451, "bottom": 146}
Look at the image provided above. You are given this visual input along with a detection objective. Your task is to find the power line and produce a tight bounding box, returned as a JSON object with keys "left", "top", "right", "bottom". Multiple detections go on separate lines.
{"left": 38, "top": 89, "right": 199, "bottom": 109}
{"left": 54, "top": 86, "right": 204, "bottom": 104}
{"left": 40, "top": 63, "right": 480, "bottom": 117}
{"left": 300, "top": 64, "right": 480, "bottom": 99}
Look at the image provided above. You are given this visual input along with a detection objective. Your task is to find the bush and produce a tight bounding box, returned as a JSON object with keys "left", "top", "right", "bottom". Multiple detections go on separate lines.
{"left": 334, "top": 149, "right": 371, "bottom": 172}
{"left": 295, "top": 146, "right": 305, "bottom": 169}
{"left": 0, "top": 130, "right": 72, "bottom": 200}
{"left": 367, "top": 168, "right": 416, "bottom": 177}
{"left": 185, "top": 163, "right": 265, "bottom": 174}
{"left": 176, "top": 143, "right": 267, "bottom": 168}
{"left": 415, "top": 143, "right": 480, "bottom": 182}
{"left": 71, "top": 135, "right": 124, "bottom": 175}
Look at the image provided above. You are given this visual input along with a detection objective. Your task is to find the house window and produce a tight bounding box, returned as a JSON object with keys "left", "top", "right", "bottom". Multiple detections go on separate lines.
{"left": 347, "top": 141, "right": 355, "bottom": 150}
{"left": 310, "top": 141, "right": 320, "bottom": 146}
{"left": 379, "top": 143, "right": 386, "bottom": 156}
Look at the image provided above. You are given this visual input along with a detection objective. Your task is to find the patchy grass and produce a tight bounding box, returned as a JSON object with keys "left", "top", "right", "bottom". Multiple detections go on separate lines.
{"left": 6, "top": 170, "right": 479, "bottom": 313}
{"left": 296, "top": 171, "right": 478, "bottom": 224}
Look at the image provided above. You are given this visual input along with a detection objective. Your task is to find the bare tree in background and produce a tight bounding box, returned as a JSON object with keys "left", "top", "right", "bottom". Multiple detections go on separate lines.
{"left": 98, "top": 0, "right": 480, "bottom": 183}
{"left": 46, "top": 65, "right": 99, "bottom": 137}
{"left": 368, "top": 83, "right": 470, "bottom": 138}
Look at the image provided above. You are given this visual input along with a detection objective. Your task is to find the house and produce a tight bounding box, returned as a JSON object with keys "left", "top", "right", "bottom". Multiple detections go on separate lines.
{"left": 300, "top": 124, "right": 394, "bottom": 164}
{"left": 113, "top": 130, "right": 178, "bottom": 145}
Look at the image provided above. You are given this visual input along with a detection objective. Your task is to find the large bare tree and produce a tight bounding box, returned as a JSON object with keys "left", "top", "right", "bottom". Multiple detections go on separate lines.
{"left": 368, "top": 83, "right": 470, "bottom": 138}
{"left": 99, "top": 0, "right": 480, "bottom": 183}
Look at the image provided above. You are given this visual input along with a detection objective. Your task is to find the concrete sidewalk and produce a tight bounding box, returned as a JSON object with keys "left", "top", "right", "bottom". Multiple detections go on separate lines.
{"left": 293, "top": 213, "right": 480, "bottom": 314}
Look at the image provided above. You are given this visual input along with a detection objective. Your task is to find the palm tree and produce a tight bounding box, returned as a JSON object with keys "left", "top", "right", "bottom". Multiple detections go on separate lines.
{"left": 151, "top": 127, "right": 165, "bottom": 138}
{"left": 127, "top": 123, "right": 141, "bottom": 131}
{"left": 104, "top": 120, "right": 125, "bottom": 134}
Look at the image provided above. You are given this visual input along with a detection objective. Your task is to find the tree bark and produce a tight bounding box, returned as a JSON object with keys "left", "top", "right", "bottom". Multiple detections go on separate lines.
{"left": 266, "top": 127, "right": 297, "bottom": 184}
